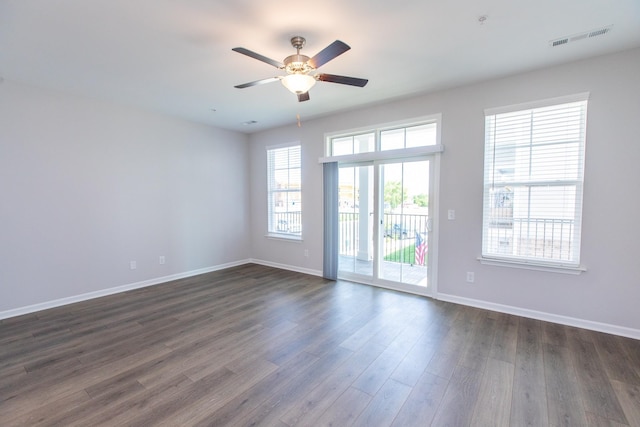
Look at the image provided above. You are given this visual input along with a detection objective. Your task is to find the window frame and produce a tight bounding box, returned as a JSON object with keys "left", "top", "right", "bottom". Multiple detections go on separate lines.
{"left": 266, "top": 143, "right": 302, "bottom": 240}
{"left": 321, "top": 115, "right": 443, "bottom": 163}
{"left": 480, "top": 93, "right": 589, "bottom": 274}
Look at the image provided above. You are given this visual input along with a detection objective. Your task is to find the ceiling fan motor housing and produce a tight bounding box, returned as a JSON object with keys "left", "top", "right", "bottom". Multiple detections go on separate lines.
{"left": 284, "top": 54, "right": 314, "bottom": 75}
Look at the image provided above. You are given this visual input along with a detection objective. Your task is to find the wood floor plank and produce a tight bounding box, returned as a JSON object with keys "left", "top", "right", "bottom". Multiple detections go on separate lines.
{"left": 279, "top": 339, "right": 386, "bottom": 426}
{"left": 350, "top": 320, "right": 423, "bottom": 396}
{"left": 3, "top": 390, "right": 91, "bottom": 426}
{"left": 471, "top": 358, "right": 515, "bottom": 427}
{"left": 391, "top": 371, "right": 449, "bottom": 427}
{"left": 231, "top": 346, "right": 354, "bottom": 426}
{"left": 190, "top": 351, "right": 321, "bottom": 426}
{"left": 611, "top": 380, "right": 640, "bottom": 427}
{"left": 313, "top": 387, "right": 371, "bottom": 427}
{"left": 544, "top": 342, "right": 588, "bottom": 426}
{"left": 585, "top": 411, "right": 629, "bottom": 427}
{"left": 458, "top": 313, "right": 497, "bottom": 372}
{"left": 163, "top": 355, "right": 279, "bottom": 425}
{"left": 568, "top": 337, "right": 628, "bottom": 424}
{"left": 620, "top": 337, "right": 640, "bottom": 379}
{"left": 389, "top": 333, "right": 437, "bottom": 387}
{"left": 66, "top": 373, "right": 194, "bottom": 427}
{"left": 430, "top": 365, "right": 483, "bottom": 427}
{"left": 112, "top": 367, "right": 237, "bottom": 426}
{"left": 543, "top": 321, "right": 568, "bottom": 347}
{"left": 489, "top": 312, "right": 519, "bottom": 363}
{"left": 592, "top": 332, "right": 640, "bottom": 386}
{"left": 352, "top": 378, "right": 412, "bottom": 427}
{"left": 510, "top": 317, "right": 549, "bottom": 427}
{"left": 339, "top": 309, "right": 403, "bottom": 352}
{"left": 0, "top": 264, "right": 637, "bottom": 427}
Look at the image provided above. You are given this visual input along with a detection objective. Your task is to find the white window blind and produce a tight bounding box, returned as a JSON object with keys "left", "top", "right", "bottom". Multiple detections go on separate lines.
{"left": 267, "top": 145, "right": 302, "bottom": 237}
{"left": 482, "top": 97, "right": 588, "bottom": 267}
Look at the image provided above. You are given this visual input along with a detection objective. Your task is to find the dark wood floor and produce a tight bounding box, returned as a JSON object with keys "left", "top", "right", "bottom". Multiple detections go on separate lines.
{"left": 1, "top": 264, "right": 639, "bottom": 426}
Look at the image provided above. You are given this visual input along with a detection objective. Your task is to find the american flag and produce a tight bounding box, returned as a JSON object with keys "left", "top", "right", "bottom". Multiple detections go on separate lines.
{"left": 415, "top": 232, "right": 427, "bottom": 266}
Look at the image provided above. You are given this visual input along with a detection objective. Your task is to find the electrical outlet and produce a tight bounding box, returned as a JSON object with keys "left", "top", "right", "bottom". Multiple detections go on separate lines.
{"left": 466, "top": 272, "right": 475, "bottom": 283}
{"left": 159, "top": 256, "right": 165, "bottom": 265}
{"left": 130, "top": 260, "right": 137, "bottom": 270}
{"left": 448, "top": 209, "right": 456, "bottom": 220}
{"left": 304, "top": 249, "right": 309, "bottom": 257}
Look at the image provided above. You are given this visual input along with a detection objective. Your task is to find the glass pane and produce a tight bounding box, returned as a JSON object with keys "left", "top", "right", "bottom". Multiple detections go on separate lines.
{"left": 380, "top": 160, "right": 429, "bottom": 286}
{"left": 274, "top": 169, "right": 289, "bottom": 189}
{"left": 332, "top": 136, "right": 353, "bottom": 156}
{"left": 338, "top": 165, "right": 373, "bottom": 277}
{"left": 380, "top": 128, "right": 405, "bottom": 151}
{"left": 485, "top": 184, "right": 577, "bottom": 262}
{"left": 529, "top": 143, "right": 580, "bottom": 181}
{"left": 288, "top": 168, "right": 301, "bottom": 188}
{"left": 354, "top": 133, "right": 375, "bottom": 153}
{"left": 406, "top": 123, "right": 437, "bottom": 147}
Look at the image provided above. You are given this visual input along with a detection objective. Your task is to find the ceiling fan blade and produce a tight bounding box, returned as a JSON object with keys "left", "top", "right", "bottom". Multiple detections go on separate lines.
{"left": 308, "top": 40, "right": 350, "bottom": 69}
{"left": 297, "top": 92, "right": 310, "bottom": 102}
{"left": 234, "top": 77, "right": 281, "bottom": 89}
{"left": 317, "top": 73, "right": 368, "bottom": 87}
{"left": 232, "top": 47, "right": 284, "bottom": 69}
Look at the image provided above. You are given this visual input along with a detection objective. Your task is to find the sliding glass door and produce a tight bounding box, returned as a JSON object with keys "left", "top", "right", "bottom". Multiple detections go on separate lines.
{"left": 338, "top": 158, "right": 434, "bottom": 296}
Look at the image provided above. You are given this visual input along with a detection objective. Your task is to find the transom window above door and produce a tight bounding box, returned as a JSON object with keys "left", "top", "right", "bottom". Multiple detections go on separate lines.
{"left": 325, "top": 118, "right": 441, "bottom": 160}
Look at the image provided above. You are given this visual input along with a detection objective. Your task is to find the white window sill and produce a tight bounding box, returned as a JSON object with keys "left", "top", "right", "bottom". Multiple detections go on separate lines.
{"left": 478, "top": 256, "right": 586, "bottom": 275}
{"left": 265, "top": 233, "right": 303, "bottom": 242}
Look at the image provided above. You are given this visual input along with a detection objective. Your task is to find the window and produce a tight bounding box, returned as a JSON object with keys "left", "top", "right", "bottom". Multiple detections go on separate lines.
{"left": 267, "top": 145, "right": 302, "bottom": 237}
{"left": 326, "top": 117, "right": 441, "bottom": 159}
{"left": 331, "top": 132, "right": 375, "bottom": 156}
{"left": 380, "top": 123, "right": 437, "bottom": 151}
{"left": 482, "top": 95, "right": 588, "bottom": 268}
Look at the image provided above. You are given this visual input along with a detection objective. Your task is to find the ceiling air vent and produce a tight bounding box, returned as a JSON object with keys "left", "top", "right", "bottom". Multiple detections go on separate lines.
{"left": 549, "top": 25, "right": 612, "bottom": 47}
{"left": 552, "top": 38, "right": 569, "bottom": 47}
{"left": 588, "top": 27, "right": 611, "bottom": 38}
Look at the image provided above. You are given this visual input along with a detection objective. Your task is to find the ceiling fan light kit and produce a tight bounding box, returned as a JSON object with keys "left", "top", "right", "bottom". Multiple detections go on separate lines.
{"left": 233, "top": 36, "right": 368, "bottom": 102}
{"left": 281, "top": 74, "right": 316, "bottom": 95}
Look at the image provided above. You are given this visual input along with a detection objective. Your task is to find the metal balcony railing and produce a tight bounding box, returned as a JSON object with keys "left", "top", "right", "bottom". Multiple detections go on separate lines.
{"left": 339, "top": 212, "right": 429, "bottom": 264}
{"left": 486, "top": 216, "right": 576, "bottom": 261}
{"left": 273, "top": 211, "right": 302, "bottom": 234}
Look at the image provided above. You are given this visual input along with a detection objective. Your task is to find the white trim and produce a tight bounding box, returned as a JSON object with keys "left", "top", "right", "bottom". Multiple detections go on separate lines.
{"left": 319, "top": 144, "right": 444, "bottom": 164}
{"left": 478, "top": 256, "right": 586, "bottom": 274}
{"left": 337, "top": 271, "right": 431, "bottom": 297}
{"left": 265, "top": 233, "right": 303, "bottom": 242}
{"left": 429, "top": 153, "right": 441, "bottom": 297}
{"left": 0, "top": 259, "right": 252, "bottom": 320}
{"left": 265, "top": 140, "right": 300, "bottom": 151}
{"left": 484, "top": 92, "right": 590, "bottom": 115}
{"left": 436, "top": 293, "right": 640, "bottom": 340}
{"left": 324, "top": 113, "right": 442, "bottom": 141}
{"left": 249, "top": 258, "right": 322, "bottom": 277}
{"left": 5, "top": 260, "right": 636, "bottom": 341}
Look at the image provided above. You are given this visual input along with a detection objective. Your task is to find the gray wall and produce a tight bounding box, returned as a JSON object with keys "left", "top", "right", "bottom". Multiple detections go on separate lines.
{"left": 248, "top": 48, "right": 640, "bottom": 334}
{"left": 2, "top": 48, "right": 638, "bottom": 336}
{"left": 0, "top": 81, "right": 250, "bottom": 313}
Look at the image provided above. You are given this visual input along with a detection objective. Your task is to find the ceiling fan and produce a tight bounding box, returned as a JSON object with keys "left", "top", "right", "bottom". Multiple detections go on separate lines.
{"left": 232, "top": 36, "right": 368, "bottom": 102}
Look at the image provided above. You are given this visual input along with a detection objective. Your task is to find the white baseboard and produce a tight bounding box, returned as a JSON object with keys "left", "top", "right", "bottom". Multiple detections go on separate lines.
{"left": 437, "top": 293, "right": 640, "bottom": 340}
{"left": 0, "top": 259, "right": 252, "bottom": 320}
{"left": 249, "top": 258, "right": 323, "bottom": 278}
{"left": 5, "top": 261, "right": 636, "bottom": 341}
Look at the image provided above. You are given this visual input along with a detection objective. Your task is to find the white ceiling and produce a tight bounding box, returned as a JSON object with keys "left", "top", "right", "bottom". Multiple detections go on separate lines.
{"left": 1, "top": 0, "right": 639, "bottom": 133}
